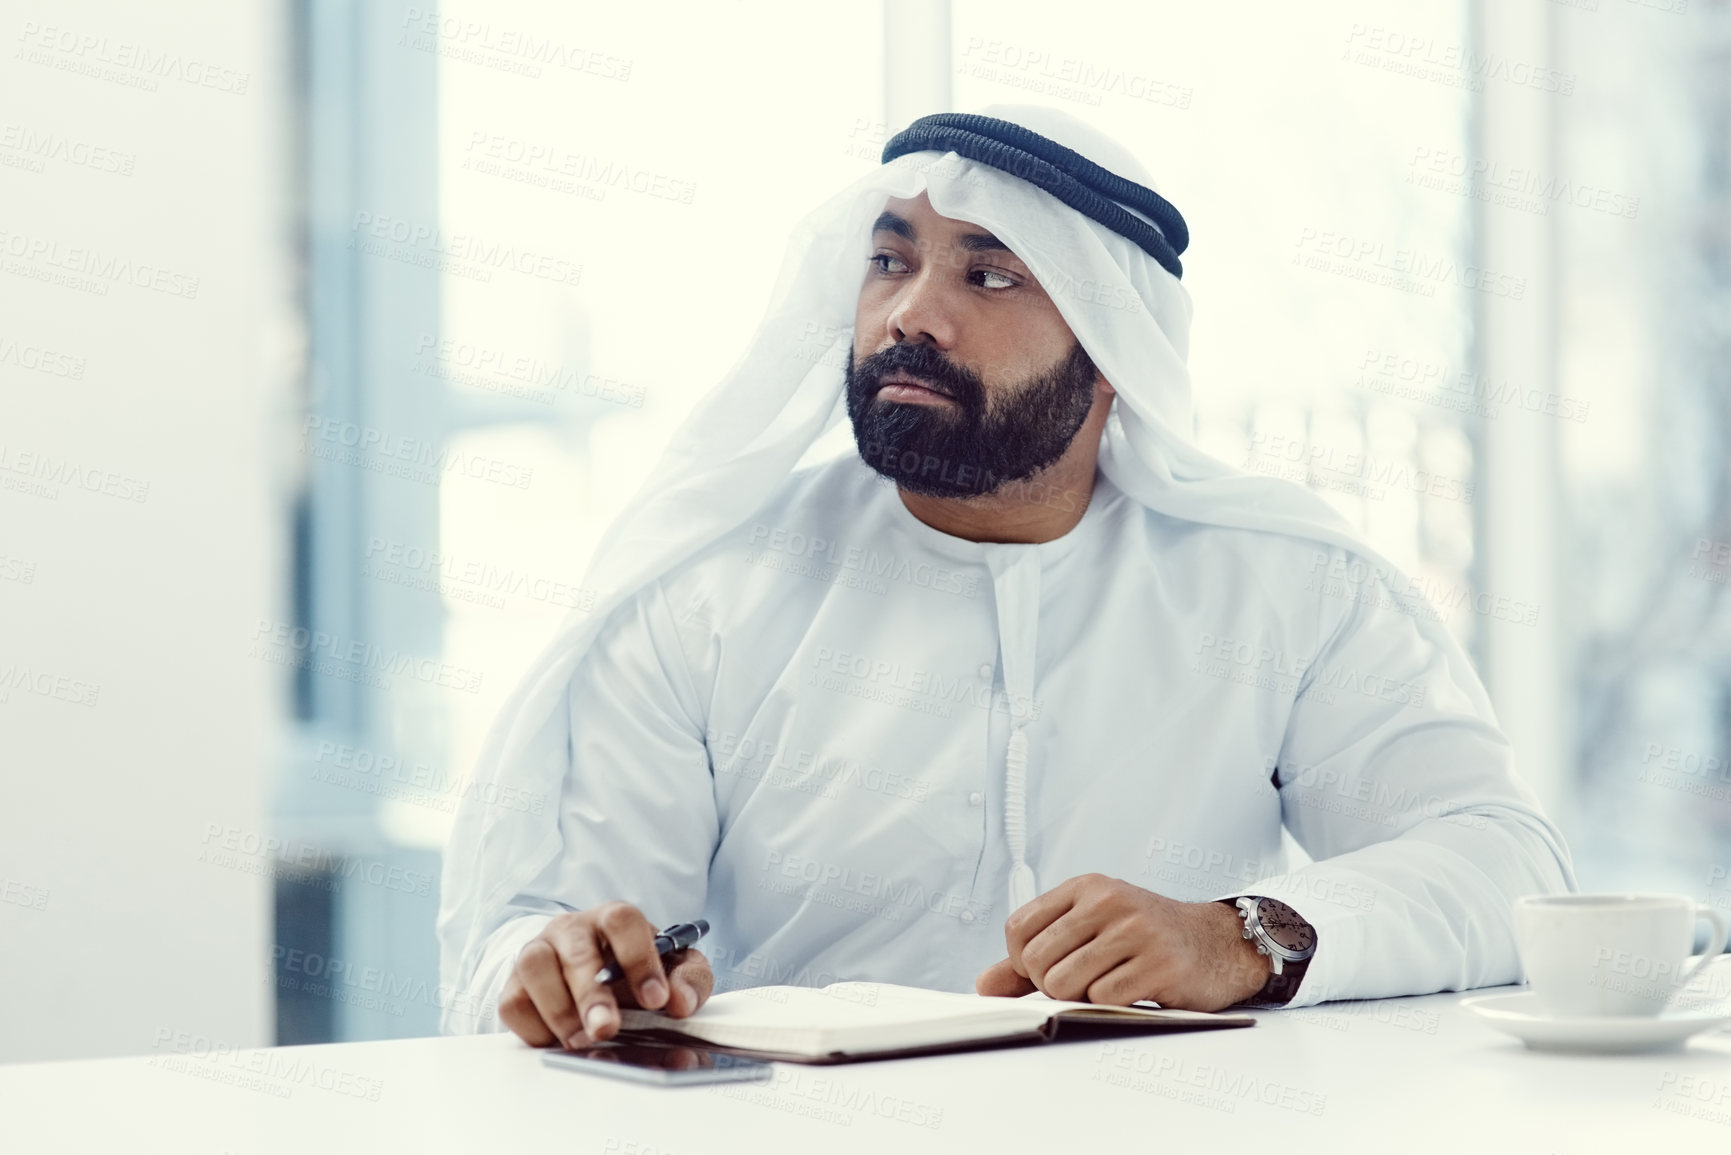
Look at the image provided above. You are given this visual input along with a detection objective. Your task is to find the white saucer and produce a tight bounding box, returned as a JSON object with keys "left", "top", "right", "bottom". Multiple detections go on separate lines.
{"left": 1462, "top": 991, "right": 1731, "bottom": 1053}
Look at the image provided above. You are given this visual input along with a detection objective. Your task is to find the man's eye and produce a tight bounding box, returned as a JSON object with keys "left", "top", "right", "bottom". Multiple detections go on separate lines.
{"left": 973, "top": 268, "right": 1017, "bottom": 290}
{"left": 871, "top": 253, "right": 909, "bottom": 274}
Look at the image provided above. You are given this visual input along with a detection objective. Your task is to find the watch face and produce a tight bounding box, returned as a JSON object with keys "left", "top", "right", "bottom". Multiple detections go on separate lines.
{"left": 1256, "top": 898, "right": 1317, "bottom": 954}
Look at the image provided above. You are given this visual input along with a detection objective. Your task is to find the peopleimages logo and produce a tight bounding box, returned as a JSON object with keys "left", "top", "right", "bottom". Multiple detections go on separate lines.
{"left": 1341, "top": 23, "right": 1575, "bottom": 96}
{"left": 1407, "top": 145, "right": 1640, "bottom": 220}
{"left": 956, "top": 36, "right": 1193, "bottom": 110}
{"left": 1691, "top": 538, "right": 1731, "bottom": 587}
{"left": 707, "top": 728, "right": 936, "bottom": 804}
{"left": 0, "top": 664, "right": 100, "bottom": 707}
{"left": 0, "top": 442, "right": 149, "bottom": 503}
{"left": 747, "top": 522, "right": 980, "bottom": 599}
{"left": 807, "top": 645, "right": 1041, "bottom": 720}
{"left": 348, "top": 212, "right": 583, "bottom": 286}
{"left": 461, "top": 130, "right": 697, "bottom": 204}
{"left": 1293, "top": 227, "right": 1527, "bottom": 300}
{"left": 398, "top": 9, "right": 633, "bottom": 82}
{"left": 1306, "top": 552, "right": 1541, "bottom": 629}
{"left": 311, "top": 739, "right": 547, "bottom": 816}
{"left": 149, "top": 1029, "right": 382, "bottom": 1102}
{"left": 0, "top": 554, "right": 37, "bottom": 584}
{"left": 760, "top": 850, "right": 994, "bottom": 926}
{"left": 362, "top": 536, "right": 593, "bottom": 611}
{"left": 271, "top": 944, "right": 496, "bottom": 1021}
{"left": 1191, "top": 631, "right": 1428, "bottom": 709}
{"left": 198, "top": 824, "right": 435, "bottom": 897}
{"left": 0, "top": 225, "right": 201, "bottom": 298}
{"left": 1356, "top": 347, "right": 1591, "bottom": 423}
{"left": 1093, "top": 1044, "right": 1328, "bottom": 1115}
{"left": 0, "top": 332, "right": 86, "bottom": 378}
{"left": 248, "top": 619, "right": 484, "bottom": 695}
{"left": 14, "top": 21, "right": 252, "bottom": 95}
{"left": 1244, "top": 431, "right": 1475, "bottom": 505}
{"left": 1143, "top": 837, "right": 1273, "bottom": 888}
{"left": 0, "top": 122, "right": 135, "bottom": 176}
{"left": 413, "top": 334, "right": 645, "bottom": 408}
{"left": 1268, "top": 756, "right": 1491, "bottom": 831}
{"left": 0, "top": 876, "right": 50, "bottom": 911}
{"left": 301, "top": 416, "right": 534, "bottom": 491}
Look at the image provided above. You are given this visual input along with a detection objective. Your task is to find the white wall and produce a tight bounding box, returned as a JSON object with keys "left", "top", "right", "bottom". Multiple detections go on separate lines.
{"left": 0, "top": 0, "right": 285, "bottom": 1061}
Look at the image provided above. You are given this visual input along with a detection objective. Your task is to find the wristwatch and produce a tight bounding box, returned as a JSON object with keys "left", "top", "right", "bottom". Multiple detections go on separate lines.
{"left": 1222, "top": 895, "right": 1317, "bottom": 1006}
{"left": 1232, "top": 895, "right": 1316, "bottom": 974}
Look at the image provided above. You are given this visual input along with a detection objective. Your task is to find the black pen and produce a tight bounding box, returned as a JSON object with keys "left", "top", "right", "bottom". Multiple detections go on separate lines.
{"left": 593, "top": 919, "right": 709, "bottom": 985}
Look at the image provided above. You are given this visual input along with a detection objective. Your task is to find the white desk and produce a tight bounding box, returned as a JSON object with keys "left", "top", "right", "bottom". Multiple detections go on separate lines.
{"left": 7, "top": 974, "right": 1731, "bottom": 1154}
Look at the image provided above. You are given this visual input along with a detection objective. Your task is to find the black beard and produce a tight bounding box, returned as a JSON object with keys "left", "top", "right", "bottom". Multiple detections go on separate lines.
{"left": 844, "top": 339, "right": 1099, "bottom": 498}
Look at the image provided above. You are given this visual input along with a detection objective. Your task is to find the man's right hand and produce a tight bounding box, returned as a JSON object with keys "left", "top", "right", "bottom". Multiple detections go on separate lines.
{"left": 497, "top": 903, "right": 714, "bottom": 1048}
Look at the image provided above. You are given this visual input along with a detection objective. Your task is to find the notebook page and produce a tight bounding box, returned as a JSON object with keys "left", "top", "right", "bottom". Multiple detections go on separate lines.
{"left": 617, "top": 982, "right": 1053, "bottom": 1054}
{"left": 1018, "top": 990, "right": 1171, "bottom": 1015}
{"left": 1013, "top": 989, "right": 1253, "bottom": 1030}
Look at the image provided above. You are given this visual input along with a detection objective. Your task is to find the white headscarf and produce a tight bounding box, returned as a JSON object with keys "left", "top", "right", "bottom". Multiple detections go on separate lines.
{"left": 435, "top": 104, "right": 1501, "bottom": 1020}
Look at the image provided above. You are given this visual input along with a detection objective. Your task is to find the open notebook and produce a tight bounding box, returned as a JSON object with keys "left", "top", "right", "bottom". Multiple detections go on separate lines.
{"left": 613, "top": 982, "right": 1254, "bottom": 1064}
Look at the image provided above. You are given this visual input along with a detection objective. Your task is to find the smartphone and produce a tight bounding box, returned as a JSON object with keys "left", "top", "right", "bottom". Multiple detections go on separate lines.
{"left": 541, "top": 1041, "right": 774, "bottom": 1086}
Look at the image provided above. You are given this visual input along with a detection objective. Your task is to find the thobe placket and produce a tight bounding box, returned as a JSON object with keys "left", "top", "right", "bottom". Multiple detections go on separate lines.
{"left": 986, "top": 547, "right": 1044, "bottom": 913}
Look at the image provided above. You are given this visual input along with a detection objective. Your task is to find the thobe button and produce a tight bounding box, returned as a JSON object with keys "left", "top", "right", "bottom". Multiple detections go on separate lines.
{"left": 978, "top": 663, "right": 993, "bottom": 678}
{"left": 960, "top": 910, "right": 976, "bottom": 924}
{"left": 967, "top": 791, "right": 983, "bottom": 806}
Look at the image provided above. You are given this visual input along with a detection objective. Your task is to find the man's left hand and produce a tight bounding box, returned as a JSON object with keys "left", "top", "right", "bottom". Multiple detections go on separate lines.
{"left": 974, "top": 874, "right": 1271, "bottom": 1011}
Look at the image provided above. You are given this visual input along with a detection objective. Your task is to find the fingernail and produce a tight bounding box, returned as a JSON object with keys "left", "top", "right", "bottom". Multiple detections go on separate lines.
{"left": 585, "top": 1005, "right": 615, "bottom": 1034}
{"left": 675, "top": 980, "right": 698, "bottom": 1009}
{"left": 643, "top": 978, "right": 667, "bottom": 1006}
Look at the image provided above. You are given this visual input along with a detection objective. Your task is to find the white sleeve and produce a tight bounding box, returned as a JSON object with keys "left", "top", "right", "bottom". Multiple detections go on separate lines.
{"left": 1224, "top": 561, "right": 1576, "bottom": 1008}
{"left": 450, "top": 579, "right": 721, "bottom": 1033}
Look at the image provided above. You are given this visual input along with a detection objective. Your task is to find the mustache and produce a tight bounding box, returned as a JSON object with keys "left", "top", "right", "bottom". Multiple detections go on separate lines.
{"left": 852, "top": 343, "right": 985, "bottom": 409}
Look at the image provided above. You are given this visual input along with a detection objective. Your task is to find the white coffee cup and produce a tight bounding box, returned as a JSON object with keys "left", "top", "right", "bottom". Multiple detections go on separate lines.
{"left": 1513, "top": 894, "right": 1730, "bottom": 1017}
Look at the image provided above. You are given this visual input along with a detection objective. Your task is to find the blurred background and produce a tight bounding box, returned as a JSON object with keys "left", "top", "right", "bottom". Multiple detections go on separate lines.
{"left": 3, "top": 0, "right": 1727, "bottom": 1061}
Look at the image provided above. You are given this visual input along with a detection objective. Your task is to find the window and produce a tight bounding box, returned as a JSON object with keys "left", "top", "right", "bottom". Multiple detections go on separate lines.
{"left": 281, "top": 0, "right": 1731, "bottom": 1041}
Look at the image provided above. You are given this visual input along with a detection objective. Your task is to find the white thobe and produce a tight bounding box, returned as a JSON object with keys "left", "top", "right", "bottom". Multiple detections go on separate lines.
{"left": 459, "top": 453, "right": 1571, "bottom": 1023}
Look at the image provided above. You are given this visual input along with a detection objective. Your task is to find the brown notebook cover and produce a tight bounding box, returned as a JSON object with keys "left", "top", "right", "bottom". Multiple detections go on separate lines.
{"left": 610, "top": 983, "right": 1255, "bottom": 1065}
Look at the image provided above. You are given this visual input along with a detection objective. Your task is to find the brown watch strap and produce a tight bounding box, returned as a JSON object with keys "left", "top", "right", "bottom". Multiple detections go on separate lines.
{"left": 1254, "top": 955, "right": 1309, "bottom": 1006}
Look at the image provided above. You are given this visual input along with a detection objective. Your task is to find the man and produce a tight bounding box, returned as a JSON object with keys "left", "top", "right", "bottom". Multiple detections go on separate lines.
{"left": 437, "top": 106, "right": 1574, "bottom": 1049}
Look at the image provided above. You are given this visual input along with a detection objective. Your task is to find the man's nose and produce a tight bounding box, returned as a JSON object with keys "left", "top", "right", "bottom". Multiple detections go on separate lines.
{"left": 885, "top": 269, "right": 958, "bottom": 349}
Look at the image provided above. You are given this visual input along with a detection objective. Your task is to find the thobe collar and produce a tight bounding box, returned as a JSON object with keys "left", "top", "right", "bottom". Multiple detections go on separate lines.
{"left": 874, "top": 464, "right": 1120, "bottom": 567}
